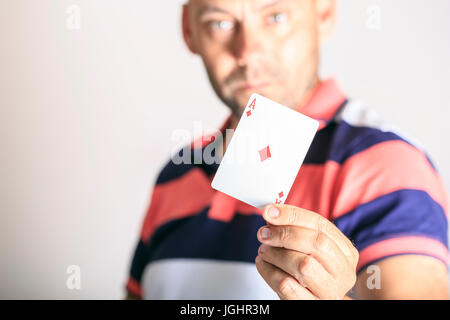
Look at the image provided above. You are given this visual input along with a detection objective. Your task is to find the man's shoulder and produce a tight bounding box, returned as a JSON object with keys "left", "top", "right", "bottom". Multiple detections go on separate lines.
{"left": 328, "top": 99, "right": 433, "bottom": 167}
{"left": 154, "top": 134, "right": 219, "bottom": 186}
{"left": 326, "top": 100, "right": 448, "bottom": 225}
{"left": 155, "top": 148, "right": 195, "bottom": 185}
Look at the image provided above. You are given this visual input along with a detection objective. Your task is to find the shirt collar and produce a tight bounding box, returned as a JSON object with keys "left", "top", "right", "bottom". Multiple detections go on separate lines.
{"left": 198, "top": 78, "right": 346, "bottom": 173}
{"left": 295, "top": 78, "right": 347, "bottom": 129}
{"left": 218, "top": 77, "right": 346, "bottom": 135}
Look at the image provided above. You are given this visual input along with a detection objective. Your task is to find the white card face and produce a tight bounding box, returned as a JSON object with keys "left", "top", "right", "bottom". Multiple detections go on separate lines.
{"left": 211, "top": 94, "right": 319, "bottom": 209}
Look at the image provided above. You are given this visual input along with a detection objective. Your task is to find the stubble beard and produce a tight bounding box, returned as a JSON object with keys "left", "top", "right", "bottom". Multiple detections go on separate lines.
{"left": 205, "top": 67, "right": 247, "bottom": 119}
{"left": 204, "top": 62, "right": 319, "bottom": 120}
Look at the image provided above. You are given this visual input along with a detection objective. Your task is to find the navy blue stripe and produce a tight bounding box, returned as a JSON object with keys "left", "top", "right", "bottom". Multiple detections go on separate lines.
{"left": 304, "top": 121, "right": 408, "bottom": 164}
{"left": 334, "top": 189, "right": 448, "bottom": 252}
{"left": 129, "top": 239, "right": 151, "bottom": 283}
{"left": 156, "top": 143, "right": 221, "bottom": 184}
{"left": 156, "top": 148, "right": 195, "bottom": 184}
{"left": 158, "top": 123, "right": 408, "bottom": 185}
{"left": 157, "top": 117, "right": 436, "bottom": 185}
{"left": 145, "top": 207, "right": 265, "bottom": 264}
{"left": 131, "top": 189, "right": 448, "bottom": 278}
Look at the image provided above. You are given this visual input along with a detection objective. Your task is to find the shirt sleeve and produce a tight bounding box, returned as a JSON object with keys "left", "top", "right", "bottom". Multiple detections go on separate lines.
{"left": 332, "top": 137, "right": 449, "bottom": 273}
{"left": 126, "top": 239, "right": 148, "bottom": 298}
{"left": 125, "top": 163, "right": 170, "bottom": 299}
{"left": 126, "top": 185, "right": 160, "bottom": 299}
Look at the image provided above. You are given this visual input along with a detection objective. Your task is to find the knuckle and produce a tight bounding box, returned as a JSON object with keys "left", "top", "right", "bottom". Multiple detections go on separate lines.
{"left": 347, "top": 243, "right": 359, "bottom": 266}
{"left": 348, "top": 239, "right": 359, "bottom": 258}
{"left": 342, "top": 272, "right": 357, "bottom": 295}
{"left": 322, "top": 219, "right": 334, "bottom": 235}
{"left": 316, "top": 215, "right": 327, "bottom": 232}
{"left": 350, "top": 272, "right": 357, "bottom": 287}
{"left": 352, "top": 251, "right": 359, "bottom": 267}
{"left": 353, "top": 246, "right": 360, "bottom": 262}
{"left": 287, "top": 206, "right": 298, "bottom": 226}
{"left": 298, "top": 255, "right": 315, "bottom": 277}
{"left": 280, "top": 226, "right": 290, "bottom": 242}
{"left": 313, "top": 231, "right": 329, "bottom": 253}
{"left": 278, "top": 276, "right": 297, "bottom": 298}
{"left": 343, "top": 266, "right": 357, "bottom": 287}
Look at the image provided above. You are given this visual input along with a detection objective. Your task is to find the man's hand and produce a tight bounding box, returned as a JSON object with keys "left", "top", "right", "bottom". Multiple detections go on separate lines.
{"left": 255, "top": 204, "right": 359, "bottom": 300}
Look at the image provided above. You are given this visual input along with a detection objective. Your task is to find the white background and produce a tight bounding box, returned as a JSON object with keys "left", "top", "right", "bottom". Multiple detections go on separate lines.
{"left": 0, "top": 0, "right": 449, "bottom": 299}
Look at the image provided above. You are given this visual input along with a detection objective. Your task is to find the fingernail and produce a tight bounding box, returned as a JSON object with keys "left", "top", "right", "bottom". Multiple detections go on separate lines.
{"left": 261, "top": 227, "right": 271, "bottom": 239}
{"left": 259, "top": 245, "right": 266, "bottom": 254}
{"left": 268, "top": 206, "right": 279, "bottom": 219}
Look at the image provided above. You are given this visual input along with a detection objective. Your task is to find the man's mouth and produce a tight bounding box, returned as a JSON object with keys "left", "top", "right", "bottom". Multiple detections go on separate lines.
{"left": 235, "top": 82, "right": 270, "bottom": 91}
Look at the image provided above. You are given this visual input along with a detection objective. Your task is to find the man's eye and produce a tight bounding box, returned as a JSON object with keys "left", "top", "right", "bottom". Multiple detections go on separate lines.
{"left": 267, "top": 12, "right": 288, "bottom": 24}
{"left": 210, "top": 20, "right": 234, "bottom": 32}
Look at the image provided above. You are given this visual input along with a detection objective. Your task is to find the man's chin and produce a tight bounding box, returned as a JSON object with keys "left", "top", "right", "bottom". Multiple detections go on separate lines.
{"left": 235, "top": 86, "right": 266, "bottom": 96}
{"left": 234, "top": 88, "right": 270, "bottom": 106}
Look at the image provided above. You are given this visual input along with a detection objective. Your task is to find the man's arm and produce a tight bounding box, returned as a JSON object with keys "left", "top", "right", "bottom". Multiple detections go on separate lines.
{"left": 355, "top": 255, "right": 448, "bottom": 299}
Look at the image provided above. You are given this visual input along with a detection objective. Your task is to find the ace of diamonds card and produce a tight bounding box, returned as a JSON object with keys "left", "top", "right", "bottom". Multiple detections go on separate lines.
{"left": 211, "top": 94, "right": 319, "bottom": 209}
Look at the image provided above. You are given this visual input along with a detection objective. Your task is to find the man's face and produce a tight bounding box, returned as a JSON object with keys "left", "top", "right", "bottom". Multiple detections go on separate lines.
{"left": 184, "top": 0, "right": 330, "bottom": 117}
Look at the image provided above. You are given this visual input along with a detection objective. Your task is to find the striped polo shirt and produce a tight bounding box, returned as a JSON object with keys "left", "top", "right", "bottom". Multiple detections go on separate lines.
{"left": 126, "top": 78, "right": 449, "bottom": 299}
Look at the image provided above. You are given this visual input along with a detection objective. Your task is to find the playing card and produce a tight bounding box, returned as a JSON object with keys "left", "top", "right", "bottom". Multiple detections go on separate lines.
{"left": 211, "top": 94, "right": 319, "bottom": 209}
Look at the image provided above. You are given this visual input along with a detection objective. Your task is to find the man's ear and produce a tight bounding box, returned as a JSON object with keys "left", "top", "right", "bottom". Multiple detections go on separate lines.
{"left": 315, "top": 0, "right": 337, "bottom": 42}
{"left": 182, "top": 4, "right": 199, "bottom": 54}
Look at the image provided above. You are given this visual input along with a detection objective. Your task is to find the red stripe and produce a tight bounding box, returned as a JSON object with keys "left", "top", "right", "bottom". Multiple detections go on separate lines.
{"left": 287, "top": 162, "right": 340, "bottom": 220}
{"left": 126, "top": 277, "right": 143, "bottom": 299}
{"left": 207, "top": 191, "right": 238, "bottom": 222}
{"left": 317, "top": 120, "right": 328, "bottom": 131}
{"left": 356, "top": 236, "right": 450, "bottom": 272}
{"left": 140, "top": 168, "right": 214, "bottom": 242}
{"left": 140, "top": 166, "right": 264, "bottom": 241}
{"left": 288, "top": 140, "right": 448, "bottom": 220}
{"left": 190, "top": 115, "right": 233, "bottom": 149}
{"left": 331, "top": 140, "right": 449, "bottom": 219}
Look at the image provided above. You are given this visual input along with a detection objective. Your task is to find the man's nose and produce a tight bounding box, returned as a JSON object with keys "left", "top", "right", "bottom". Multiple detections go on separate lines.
{"left": 231, "top": 23, "right": 263, "bottom": 66}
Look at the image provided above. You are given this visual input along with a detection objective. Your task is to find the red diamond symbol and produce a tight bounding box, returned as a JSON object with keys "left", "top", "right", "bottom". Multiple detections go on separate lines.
{"left": 259, "top": 146, "right": 272, "bottom": 162}
{"left": 278, "top": 192, "right": 284, "bottom": 198}
{"left": 246, "top": 110, "right": 252, "bottom": 117}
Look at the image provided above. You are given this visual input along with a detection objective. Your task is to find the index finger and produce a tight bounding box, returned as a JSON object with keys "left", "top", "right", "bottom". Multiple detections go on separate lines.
{"left": 262, "top": 204, "right": 358, "bottom": 260}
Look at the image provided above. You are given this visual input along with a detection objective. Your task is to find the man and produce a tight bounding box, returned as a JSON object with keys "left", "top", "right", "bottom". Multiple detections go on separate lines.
{"left": 126, "top": 0, "right": 449, "bottom": 299}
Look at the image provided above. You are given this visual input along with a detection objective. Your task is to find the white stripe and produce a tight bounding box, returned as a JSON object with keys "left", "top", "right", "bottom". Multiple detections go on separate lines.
{"left": 335, "top": 99, "right": 425, "bottom": 151}
{"left": 141, "top": 258, "right": 279, "bottom": 300}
